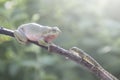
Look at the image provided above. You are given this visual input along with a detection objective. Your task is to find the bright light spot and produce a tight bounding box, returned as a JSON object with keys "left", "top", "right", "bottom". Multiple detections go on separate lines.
{"left": 4, "top": 1, "right": 16, "bottom": 9}
{"left": 32, "top": 13, "right": 40, "bottom": 21}
{"left": 99, "top": 46, "right": 112, "bottom": 54}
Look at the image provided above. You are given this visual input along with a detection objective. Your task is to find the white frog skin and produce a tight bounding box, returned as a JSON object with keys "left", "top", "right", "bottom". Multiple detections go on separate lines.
{"left": 14, "top": 23, "right": 61, "bottom": 47}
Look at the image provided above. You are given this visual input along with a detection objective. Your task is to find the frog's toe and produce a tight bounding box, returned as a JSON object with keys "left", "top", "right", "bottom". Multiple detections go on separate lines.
{"left": 38, "top": 40, "right": 48, "bottom": 46}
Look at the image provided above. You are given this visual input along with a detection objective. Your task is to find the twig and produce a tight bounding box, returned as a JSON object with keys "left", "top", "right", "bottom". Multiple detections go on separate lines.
{"left": 0, "top": 27, "right": 119, "bottom": 80}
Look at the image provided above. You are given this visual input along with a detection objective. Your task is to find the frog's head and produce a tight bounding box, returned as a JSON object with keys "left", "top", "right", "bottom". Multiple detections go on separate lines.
{"left": 51, "top": 27, "right": 61, "bottom": 34}
{"left": 44, "top": 27, "right": 61, "bottom": 43}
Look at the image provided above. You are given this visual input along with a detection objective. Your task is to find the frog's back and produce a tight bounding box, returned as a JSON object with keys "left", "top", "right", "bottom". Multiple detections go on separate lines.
{"left": 25, "top": 23, "right": 42, "bottom": 31}
{"left": 21, "top": 23, "right": 43, "bottom": 41}
{"left": 19, "top": 23, "right": 48, "bottom": 33}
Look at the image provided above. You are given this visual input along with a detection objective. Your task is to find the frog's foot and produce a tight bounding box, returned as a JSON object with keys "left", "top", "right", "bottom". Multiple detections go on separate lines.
{"left": 14, "top": 30, "right": 27, "bottom": 45}
{"left": 38, "top": 38, "right": 52, "bottom": 51}
{"left": 38, "top": 38, "right": 48, "bottom": 46}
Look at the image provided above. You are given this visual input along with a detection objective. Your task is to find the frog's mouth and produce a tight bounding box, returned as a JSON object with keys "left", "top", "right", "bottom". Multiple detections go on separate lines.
{"left": 44, "top": 35, "right": 58, "bottom": 43}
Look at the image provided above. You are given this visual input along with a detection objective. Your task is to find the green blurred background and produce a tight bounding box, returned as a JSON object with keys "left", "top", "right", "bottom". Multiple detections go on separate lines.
{"left": 0, "top": 0, "right": 120, "bottom": 80}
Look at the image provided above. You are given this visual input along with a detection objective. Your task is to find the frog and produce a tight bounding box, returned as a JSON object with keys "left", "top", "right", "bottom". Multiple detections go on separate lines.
{"left": 14, "top": 23, "right": 61, "bottom": 48}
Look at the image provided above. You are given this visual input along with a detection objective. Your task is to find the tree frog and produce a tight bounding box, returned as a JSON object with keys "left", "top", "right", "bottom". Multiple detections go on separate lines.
{"left": 14, "top": 23, "right": 61, "bottom": 47}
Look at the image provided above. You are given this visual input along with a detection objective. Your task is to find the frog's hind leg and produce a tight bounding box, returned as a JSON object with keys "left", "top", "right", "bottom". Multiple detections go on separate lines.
{"left": 14, "top": 30, "right": 27, "bottom": 44}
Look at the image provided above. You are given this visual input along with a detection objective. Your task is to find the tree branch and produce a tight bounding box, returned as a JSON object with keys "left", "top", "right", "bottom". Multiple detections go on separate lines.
{"left": 0, "top": 27, "right": 119, "bottom": 80}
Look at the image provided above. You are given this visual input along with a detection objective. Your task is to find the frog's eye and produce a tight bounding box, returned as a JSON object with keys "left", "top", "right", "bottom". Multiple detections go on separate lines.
{"left": 52, "top": 27, "right": 61, "bottom": 33}
{"left": 52, "top": 28, "right": 57, "bottom": 33}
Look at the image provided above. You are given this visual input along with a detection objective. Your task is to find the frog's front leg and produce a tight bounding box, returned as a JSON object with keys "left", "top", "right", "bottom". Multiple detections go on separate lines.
{"left": 38, "top": 37, "right": 48, "bottom": 46}
{"left": 14, "top": 30, "right": 28, "bottom": 44}
{"left": 38, "top": 37, "right": 52, "bottom": 51}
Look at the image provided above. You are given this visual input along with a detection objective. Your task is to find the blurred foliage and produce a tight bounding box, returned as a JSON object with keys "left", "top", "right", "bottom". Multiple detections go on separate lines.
{"left": 0, "top": 0, "right": 120, "bottom": 80}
